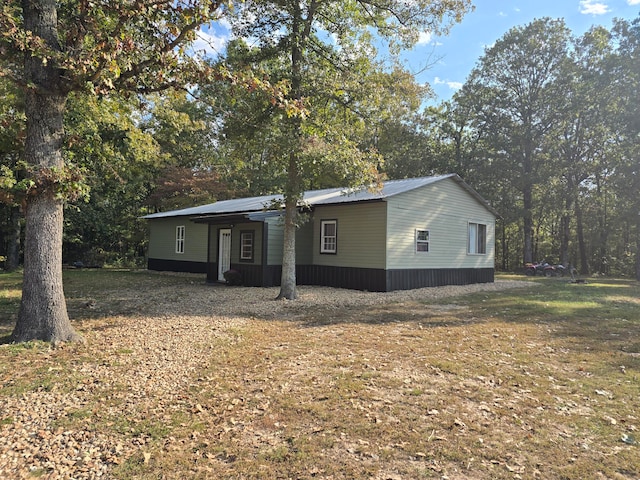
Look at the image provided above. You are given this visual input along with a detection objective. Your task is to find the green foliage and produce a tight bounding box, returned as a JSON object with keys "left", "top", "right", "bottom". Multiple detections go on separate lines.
{"left": 61, "top": 94, "right": 162, "bottom": 265}
{"left": 0, "top": 76, "right": 25, "bottom": 206}
{"left": 213, "top": 1, "right": 472, "bottom": 195}
{"left": 212, "top": 0, "right": 473, "bottom": 297}
{"left": 1, "top": 0, "right": 227, "bottom": 94}
{"left": 417, "top": 15, "right": 640, "bottom": 277}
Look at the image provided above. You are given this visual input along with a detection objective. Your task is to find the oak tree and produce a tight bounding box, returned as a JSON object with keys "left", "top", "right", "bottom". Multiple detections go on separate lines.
{"left": 459, "top": 18, "right": 571, "bottom": 265}
{"left": 0, "top": 0, "right": 226, "bottom": 343}
{"left": 220, "top": 0, "right": 472, "bottom": 299}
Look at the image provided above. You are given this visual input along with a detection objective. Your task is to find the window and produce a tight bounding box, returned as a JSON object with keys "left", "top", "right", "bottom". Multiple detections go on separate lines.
{"left": 240, "top": 231, "right": 254, "bottom": 262}
{"left": 175, "top": 225, "right": 185, "bottom": 254}
{"left": 416, "top": 229, "right": 430, "bottom": 253}
{"left": 468, "top": 222, "right": 487, "bottom": 254}
{"left": 320, "top": 220, "right": 337, "bottom": 254}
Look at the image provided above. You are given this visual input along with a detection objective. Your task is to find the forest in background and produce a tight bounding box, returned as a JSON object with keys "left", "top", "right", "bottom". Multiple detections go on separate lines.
{"left": 1, "top": 14, "right": 639, "bottom": 279}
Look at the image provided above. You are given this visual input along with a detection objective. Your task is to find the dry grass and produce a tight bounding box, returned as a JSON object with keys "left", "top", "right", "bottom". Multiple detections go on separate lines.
{"left": 0, "top": 270, "right": 639, "bottom": 479}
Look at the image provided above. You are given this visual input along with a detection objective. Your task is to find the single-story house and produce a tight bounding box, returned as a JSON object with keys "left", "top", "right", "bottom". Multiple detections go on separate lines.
{"left": 143, "top": 174, "right": 499, "bottom": 292}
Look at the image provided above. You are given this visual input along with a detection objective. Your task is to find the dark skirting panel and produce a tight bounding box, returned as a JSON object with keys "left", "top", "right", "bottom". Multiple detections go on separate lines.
{"left": 190, "top": 260, "right": 494, "bottom": 292}
{"left": 206, "top": 262, "right": 218, "bottom": 283}
{"left": 228, "top": 264, "right": 279, "bottom": 287}
{"left": 386, "top": 267, "right": 494, "bottom": 291}
{"left": 148, "top": 258, "right": 207, "bottom": 274}
{"left": 298, "top": 265, "right": 494, "bottom": 292}
{"left": 297, "top": 265, "right": 388, "bottom": 291}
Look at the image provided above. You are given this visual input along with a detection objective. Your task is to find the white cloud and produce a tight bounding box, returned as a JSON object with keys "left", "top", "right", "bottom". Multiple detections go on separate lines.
{"left": 433, "top": 77, "right": 463, "bottom": 91}
{"left": 499, "top": 11, "right": 508, "bottom": 17}
{"left": 191, "top": 28, "right": 229, "bottom": 58}
{"left": 579, "top": 0, "right": 611, "bottom": 15}
{"left": 627, "top": 0, "right": 640, "bottom": 5}
{"left": 417, "top": 31, "right": 432, "bottom": 45}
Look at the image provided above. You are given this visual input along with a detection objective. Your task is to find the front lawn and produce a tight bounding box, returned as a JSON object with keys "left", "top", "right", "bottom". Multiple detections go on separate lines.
{"left": 0, "top": 270, "right": 638, "bottom": 479}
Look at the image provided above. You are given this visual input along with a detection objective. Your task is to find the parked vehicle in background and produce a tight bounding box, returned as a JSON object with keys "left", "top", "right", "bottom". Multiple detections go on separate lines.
{"left": 524, "top": 260, "right": 566, "bottom": 277}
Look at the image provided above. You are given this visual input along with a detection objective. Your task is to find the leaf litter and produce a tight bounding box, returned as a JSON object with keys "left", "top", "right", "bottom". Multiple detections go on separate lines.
{"left": 0, "top": 274, "right": 638, "bottom": 479}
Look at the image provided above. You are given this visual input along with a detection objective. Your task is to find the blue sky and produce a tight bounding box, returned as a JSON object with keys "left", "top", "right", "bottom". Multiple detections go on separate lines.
{"left": 194, "top": 1, "right": 640, "bottom": 104}
{"left": 412, "top": 0, "right": 640, "bottom": 102}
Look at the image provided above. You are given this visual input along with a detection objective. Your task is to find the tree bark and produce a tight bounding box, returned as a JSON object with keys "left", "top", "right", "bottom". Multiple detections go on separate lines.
{"left": 11, "top": 0, "right": 82, "bottom": 343}
{"left": 276, "top": 1, "right": 309, "bottom": 300}
{"left": 522, "top": 178, "right": 534, "bottom": 265}
{"left": 6, "top": 206, "right": 22, "bottom": 271}
{"left": 277, "top": 170, "right": 299, "bottom": 300}
{"left": 574, "top": 198, "right": 589, "bottom": 275}
{"left": 277, "top": 149, "right": 301, "bottom": 299}
{"left": 12, "top": 186, "right": 81, "bottom": 343}
{"left": 636, "top": 212, "right": 640, "bottom": 281}
{"left": 560, "top": 182, "right": 574, "bottom": 267}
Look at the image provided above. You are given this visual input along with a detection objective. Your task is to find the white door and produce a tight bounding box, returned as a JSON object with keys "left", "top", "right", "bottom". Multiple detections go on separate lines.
{"left": 218, "top": 229, "right": 232, "bottom": 281}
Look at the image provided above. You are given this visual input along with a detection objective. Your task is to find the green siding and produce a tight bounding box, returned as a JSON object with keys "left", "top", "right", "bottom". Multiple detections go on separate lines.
{"left": 266, "top": 217, "right": 284, "bottom": 266}
{"left": 208, "top": 224, "right": 216, "bottom": 263}
{"left": 230, "top": 223, "right": 263, "bottom": 264}
{"left": 260, "top": 216, "right": 313, "bottom": 266}
{"left": 295, "top": 220, "right": 314, "bottom": 265}
{"left": 312, "top": 202, "right": 387, "bottom": 269}
{"left": 386, "top": 177, "right": 495, "bottom": 269}
{"left": 148, "top": 177, "right": 496, "bottom": 278}
{"left": 148, "top": 218, "right": 208, "bottom": 263}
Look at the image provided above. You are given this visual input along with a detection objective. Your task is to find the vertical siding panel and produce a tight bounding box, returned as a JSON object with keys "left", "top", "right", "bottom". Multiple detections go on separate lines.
{"left": 148, "top": 218, "right": 208, "bottom": 263}
{"left": 312, "top": 202, "right": 387, "bottom": 269}
{"left": 266, "top": 217, "right": 284, "bottom": 266}
{"left": 295, "top": 221, "right": 314, "bottom": 265}
{"left": 386, "top": 178, "right": 496, "bottom": 270}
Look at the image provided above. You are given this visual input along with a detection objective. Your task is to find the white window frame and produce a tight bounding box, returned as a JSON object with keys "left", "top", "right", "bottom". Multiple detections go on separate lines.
{"left": 240, "top": 231, "right": 254, "bottom": 261}
{"left": 320, "top": 220, "right": 337, "bottom": 254}
{"left": 175, "top": 225, "right": 185, "bottom": 254}
{"left": 468, "top": 222, "right": 487, "bottom": 255}
{"left": 415, "top": 229, "right": 430, "bottom": 254}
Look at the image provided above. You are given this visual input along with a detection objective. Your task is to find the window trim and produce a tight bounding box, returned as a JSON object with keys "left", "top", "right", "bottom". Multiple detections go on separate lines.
{"left": 175, "top": 225, "right": 185, "bottom": 254}
{"left": 415, "top": 228, "right": 430, "bottom": 254}
{"left": 320, "top": 219, "right": 338, "bottom": 254}
{"left": 468, "top": 222, "right": 487, "bottom": 255}
{"left": 239, "top": 230, "right": 254, "bottom": 262}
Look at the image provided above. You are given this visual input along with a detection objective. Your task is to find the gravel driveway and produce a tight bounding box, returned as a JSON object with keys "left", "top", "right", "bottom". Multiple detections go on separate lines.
{"left": 0, "top": 278, "right": 531, "bottom": 479}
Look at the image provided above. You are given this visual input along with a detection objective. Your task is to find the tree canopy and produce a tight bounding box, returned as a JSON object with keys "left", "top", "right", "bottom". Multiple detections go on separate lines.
{"left": 214, "top": 0, "right": 473, "bottom": 299}
{"left": 0, "top": 0, "right": 228, "bottom": 343}
{"left": 432, "top": 15, "right": 640, "bottom": 278}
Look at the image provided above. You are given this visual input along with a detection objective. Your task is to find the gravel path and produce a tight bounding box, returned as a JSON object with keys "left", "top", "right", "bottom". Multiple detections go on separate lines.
{"left": 0, "top": 279, "right": 531, "bottom": 479}
{"left": 106, "top": 276, "right": 532, "bottom": 319}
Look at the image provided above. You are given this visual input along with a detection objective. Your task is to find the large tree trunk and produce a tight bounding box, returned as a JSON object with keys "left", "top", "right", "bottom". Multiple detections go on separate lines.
{"left": 277, "top": 193, "right": 298, "bottom": 300}
{"left": 11, "top": 0, "right": 82, "bottom": 343}
{"left": 575, "top": 198, "right": 589, "bottom": 275}
{"left": 522, "top": 183, "right": 534, "bottom": 265}
{"left": 636, "top": 213, "right": 640, "bottom": 281}
{"left": 6, "top": 206, "right": 22, "bottom": 271}
{"left": 560, "top": 213, "right": 570, "bottom": 266}
{"left": 277, "top": 154, "right": 300, "bottom": 300}
{"left": 521, "top": 139, "right": 534, "bottom": 266}
{"left": 13, "top": 186, "right": 81, "bottom": 343}
{"left": 500, "top": 220, "right": 507, "bottom": 271}
{"left": 560, "top": 177, "right": 575, "bottom": 267}
{"left": 276, "top": 2, "right": 309, "bottom": 300}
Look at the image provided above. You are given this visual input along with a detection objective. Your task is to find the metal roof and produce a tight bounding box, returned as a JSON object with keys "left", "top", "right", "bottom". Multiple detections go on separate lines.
{"left": 143, "top": 174, "right": 499, "bottom": 219}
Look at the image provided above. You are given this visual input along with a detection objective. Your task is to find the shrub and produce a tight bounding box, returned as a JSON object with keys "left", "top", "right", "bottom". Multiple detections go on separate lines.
{"left": 223, "top": 269, "right": 242, "bottom": 286}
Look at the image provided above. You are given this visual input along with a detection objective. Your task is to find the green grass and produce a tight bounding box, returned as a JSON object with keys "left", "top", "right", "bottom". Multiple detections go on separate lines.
{"left": 0, "top": 271, "right": 22, "bottom": 337}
